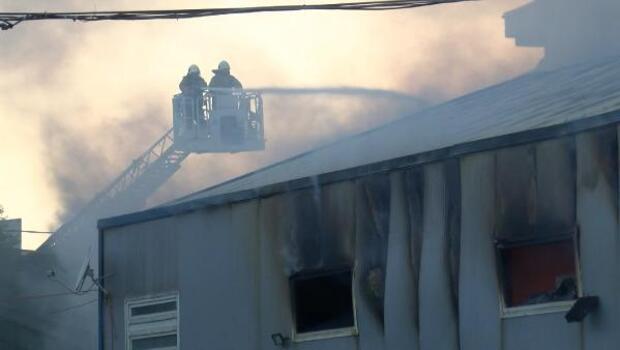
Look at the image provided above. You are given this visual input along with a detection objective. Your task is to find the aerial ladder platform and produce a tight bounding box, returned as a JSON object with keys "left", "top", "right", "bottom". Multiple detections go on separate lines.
{"left": 44, "top": 88, "right": 265, "bottom": 250}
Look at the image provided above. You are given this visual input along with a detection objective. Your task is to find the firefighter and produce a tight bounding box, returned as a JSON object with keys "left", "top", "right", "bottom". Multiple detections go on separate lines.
{"left": 209, "top": 60, "right": 243, "bottom": 89}
{"left": 178, "top": 64, "right": 207, "bottom": 130}
{"left": 179, "top": 64, "right": 207, "bottom": 96}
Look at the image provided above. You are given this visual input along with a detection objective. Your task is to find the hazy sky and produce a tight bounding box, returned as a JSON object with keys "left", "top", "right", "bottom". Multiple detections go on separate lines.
{"left": 0, "top": 0, "right": 540, "bottom": 249}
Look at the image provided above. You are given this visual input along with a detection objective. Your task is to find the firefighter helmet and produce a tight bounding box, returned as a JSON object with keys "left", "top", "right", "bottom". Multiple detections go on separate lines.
{"left": 213, "top": 60, "right": 230, "bottom": 73}
{"left": 188, "top": 64, "right": 200, "bottom": 75}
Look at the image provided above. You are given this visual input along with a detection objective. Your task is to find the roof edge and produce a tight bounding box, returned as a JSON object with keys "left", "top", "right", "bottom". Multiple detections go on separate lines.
{"left": 98, "top": 108, "right": 620, "bottom": 231}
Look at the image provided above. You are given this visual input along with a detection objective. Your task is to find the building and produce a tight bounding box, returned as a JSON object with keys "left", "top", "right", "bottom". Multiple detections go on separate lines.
{"left": 98, "top": 56, "right": 620, "bottom": 350}
{"left": 0, "top": 219, "right": 23, "bottom": 348}
{"left": 0, "top": 219, "right": 46, "bottom": 349}
{"left": 504, "top": 0, "right": 620, "bottom": 70}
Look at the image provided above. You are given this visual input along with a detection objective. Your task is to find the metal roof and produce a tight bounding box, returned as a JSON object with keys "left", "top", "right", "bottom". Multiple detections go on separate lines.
{"left": 173, "top": 57, "right": 620, "bottom": 203}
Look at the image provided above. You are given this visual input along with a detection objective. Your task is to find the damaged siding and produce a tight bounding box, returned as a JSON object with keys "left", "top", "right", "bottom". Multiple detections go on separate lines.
{"left": 576, "top": 128, "right": 620, "bottom": 349}
{"left": 102, "top": 125, "right": 620, "bottom": 350}
{"left": 418, "top": 163, "right": 460, "bottom": 350}
{"left": 458, "top": 153, "right": 500, "bottom": 350}
{"left": 384, "top": 172, "right": 419, "bottom": 350}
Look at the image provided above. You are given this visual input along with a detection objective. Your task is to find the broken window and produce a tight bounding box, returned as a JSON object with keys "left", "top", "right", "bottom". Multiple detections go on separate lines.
{"left": 497, "top": 233, "right": 579, "bottom": 309}
{"left": 126, "top": 294, "right": 179, "bottom": 350}
{"left": 494, "top": 141, "right": 580, "bottom": 313}
{"left": 290, "top": 268, "right": 356, "bottom": 340}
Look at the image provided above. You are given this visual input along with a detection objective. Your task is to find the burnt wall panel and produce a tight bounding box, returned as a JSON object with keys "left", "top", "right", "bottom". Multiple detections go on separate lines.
{"left": 535, "top": 137, "right": 576, "bottom": 233}
{"left": 289, "top": 189, "right": 323, "bottom": 271}
{"left": 445, "top": 159, "right": 461, "bottom": 314}
{"left": 384, "top": 172, "right": 420, "bottom": 350}
{"left": 495, "top": 144, "right": 537, "bottom": 239}
{"left": 319, "top": 181, "right": 357, "bottom": 269}
{"left": 286, "top": 181, "right": 356, "bottom": 274}
{"left": 576, "top": 127, "right": 620, "bottom": 349}
{"left": 418, "top": 163, "right": 459, "bottom": 350}
{"left": 496, "top": 138, "right": 577, "bottom": 237}
{"left": 403, "top": 167, "right": 424, "bottom": 333}
{"left": 354, "top": 175, "right": 390, "bottom": 350}
{"left": 458, "top": 153, "right": 501, "bottom": 350}
{"left": 263, "top": 182, "right": 358, "bottom": 350}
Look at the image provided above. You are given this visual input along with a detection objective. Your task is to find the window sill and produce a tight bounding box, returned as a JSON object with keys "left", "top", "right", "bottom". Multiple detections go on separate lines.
{"left": 501, "top": 300, "right": 576, "bottom": 319}
{"left": 293, "top": 326, "right": 358, "bottom": 343}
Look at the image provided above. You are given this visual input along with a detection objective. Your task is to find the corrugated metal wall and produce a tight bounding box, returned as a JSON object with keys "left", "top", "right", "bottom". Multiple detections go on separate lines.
{"left": 102, "top": 125, "right": 620, "bottom": 350}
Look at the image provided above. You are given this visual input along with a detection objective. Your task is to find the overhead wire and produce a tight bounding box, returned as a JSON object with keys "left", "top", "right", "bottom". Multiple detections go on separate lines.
{"left": 49, "top": 298, "right": 98, "bottom": 315}
{"left": 0, "top": 288, "right": 97, "bottom": 303}
{"left": 0, "top": 0, "right": 476, "bottom": 30}
{"left": 2, "top": 229, "right": 54, "bottom": 234}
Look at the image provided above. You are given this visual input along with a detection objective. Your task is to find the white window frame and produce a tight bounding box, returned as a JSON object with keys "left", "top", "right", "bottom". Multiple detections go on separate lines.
{"left": 496, "top": 233, "right": 582, "bottom": 318}
{"left": 125, "top": 293, "right": 179, "bottom": 350}
{"left": 290, "top": 268, "right": 358, "bottom": 343}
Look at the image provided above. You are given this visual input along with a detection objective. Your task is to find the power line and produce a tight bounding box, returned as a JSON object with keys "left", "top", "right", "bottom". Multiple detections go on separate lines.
{"left": 2, "top": 229, "right": 54, "bottom": 234}
{"left": 49, "top": 298, "right": 97, "bottom": 315}
{"left": 1, "top": 289, "right": 97, "bottom": 302}
{"left": 0, "top": 0, "right": 475, "bottom": 30}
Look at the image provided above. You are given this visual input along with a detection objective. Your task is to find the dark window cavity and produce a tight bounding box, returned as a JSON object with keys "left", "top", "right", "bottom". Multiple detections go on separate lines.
{"left": 291, "top": 268, "right": 355, "bottom": 334}
{"left": 498, "top": 237, "right": 578, "bottom": 307}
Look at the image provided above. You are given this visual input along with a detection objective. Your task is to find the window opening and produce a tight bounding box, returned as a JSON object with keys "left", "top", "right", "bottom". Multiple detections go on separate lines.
{"left": 497, "top": 234, "right": 579, "bottom": 311}
{"left": 290, "top": 268, "right": 356, "bottom": 340}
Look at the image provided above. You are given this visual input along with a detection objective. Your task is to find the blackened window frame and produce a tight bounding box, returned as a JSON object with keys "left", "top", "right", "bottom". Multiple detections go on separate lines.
{"left": 289, "top": 266, "right": 358, "bottom": 342}
{"left": 495, "top": 227, "right": 582, "bottom": 318}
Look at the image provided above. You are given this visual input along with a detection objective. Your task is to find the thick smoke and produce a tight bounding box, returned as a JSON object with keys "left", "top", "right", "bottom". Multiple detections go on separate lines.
{"left": 42, "top": 103, "right": 169, "bottom": 223}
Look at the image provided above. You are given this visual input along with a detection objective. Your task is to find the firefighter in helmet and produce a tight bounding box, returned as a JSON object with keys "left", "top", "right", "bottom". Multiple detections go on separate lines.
{"left": 209, "top": 60, "right": 243, "bottom": 89}
{"left": 179, "top": 64, "right": 208, "bottom": 96}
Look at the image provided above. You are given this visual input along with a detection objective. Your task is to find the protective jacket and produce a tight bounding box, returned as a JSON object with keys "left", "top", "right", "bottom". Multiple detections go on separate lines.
{"left": 208, "top": 72, "right": 243, "bottom": 89}
{"left": 179, "top": 73, "right": 207, "bottom": 95}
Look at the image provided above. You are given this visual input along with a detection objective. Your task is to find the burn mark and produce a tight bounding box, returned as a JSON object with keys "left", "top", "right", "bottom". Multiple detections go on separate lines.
{"left": 356, "top": 174, "right": 391, "bottom": 329}
{"left": 319, "top": 182, "right": 357, "bottom": 268}
{"left": 403, "top": 167, "right": 424, "bottom": 331}
{"left": 495, "top": 137, "right": 579, "bottom": 239}
{"left": 283, "top": 182, "right": 356, "bottom": 275}
{"left": 577, "top": 127, "right": 619, "bottom": 217}
{"left": 444, "top": 159, "right": 461, "bottom": 316}
{"left": 290, "top": 189, "right": 323, "bottom": 270}
{"left": 591, "top": 127, "right": 618, "bottom": 193}
{"left": 535, "top": 137, "right": 576, "bottom": 233}
{"left": 495, "top": 144, "right": 538, "bottom": 240}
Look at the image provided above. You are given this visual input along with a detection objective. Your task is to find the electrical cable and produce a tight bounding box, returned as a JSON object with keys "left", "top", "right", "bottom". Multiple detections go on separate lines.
{"left": 0, "top": 0, "right": 476, "bottom": 30}
{"left": 1, "top": 288, "right": 97, "bottom": 302}
{"left": 49, "top": 298, "right": 98, "bottom": 315}
{"left": 49, "top": 275, "right": 97, "bottom": 296}
{"left": 2, "top": 229, "right": 54, "bottom": 234}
